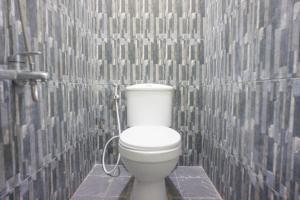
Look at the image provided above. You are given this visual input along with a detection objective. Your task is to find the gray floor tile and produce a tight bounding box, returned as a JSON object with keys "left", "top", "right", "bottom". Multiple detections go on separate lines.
{"left": 90, "top": 164, "right": 131, "bottom": 177}
{"left": 175, "top": 166, "right": 208, "bottom": 178}
{"left": 89, "top": 165, "right": 107, "bottom": 177}
{"left": 166, "top": 177, "right": 182, "bottom": 199}
{"left": 177, "top": 178, "right": 221, "bottom": 199}
{"left": 73, "top": 176, "right": 112, "bottom": 197}
{"left": 73, "top": 165, "right": 222, "bottom": 200}
{"left": 169, "top": 166, "right": 178, "bottom": 178}
{"left": 171, "top": 198, "right": 220, "bottom": 200}
{"left": 71, "top": 196, "right": 104, "bottom": 200}
{"left": 189, "top": 198, "right": 222, "bottom": 200}
{"left": 188, "top": 197, "right": 222, "bottom": 200}
{"left": 106, "top": 177, "right": 133, "bottom": 198}
{"left": 118, "top": 164, "right": 131, "bottom": 177}
{"left": 72, "top": 197, "right": 127, "bottom": 200}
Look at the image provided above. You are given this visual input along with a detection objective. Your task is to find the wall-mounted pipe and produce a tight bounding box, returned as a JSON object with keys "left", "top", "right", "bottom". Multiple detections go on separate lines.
{"left": 0, "top": 69, "right": 49, "bottom": 82}
{"left": 0, "top": 69, "right": 49, "bottom": 101}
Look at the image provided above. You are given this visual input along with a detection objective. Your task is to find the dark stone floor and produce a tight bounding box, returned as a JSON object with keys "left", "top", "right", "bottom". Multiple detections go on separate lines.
{"left": 71, "top": 165, "right": 222, "bottom": 200}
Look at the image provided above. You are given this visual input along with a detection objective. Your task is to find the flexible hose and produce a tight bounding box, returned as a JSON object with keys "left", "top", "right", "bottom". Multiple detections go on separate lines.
{"left": 102, "top": 136, "right": 121, "bottom": 176}
{"left": 102, "top": 85, "right": 122, "bottom": 176}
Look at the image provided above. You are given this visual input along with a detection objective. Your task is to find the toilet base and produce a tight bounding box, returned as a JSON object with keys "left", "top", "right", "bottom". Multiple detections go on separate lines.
{"left": 130, "top": 178, "right": 168, "bottom": 200}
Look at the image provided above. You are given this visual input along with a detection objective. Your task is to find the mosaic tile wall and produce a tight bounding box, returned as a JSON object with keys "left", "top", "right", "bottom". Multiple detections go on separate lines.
{"left": 0, "top": 0, "right": 205, "bottom": 198}
{"left": 95, "top": 0, "right": 205, "bottom": 166}
{"left": 1, "top": 0, "right": 299, "bottom": 200}
{"left": 201, "top": 0, "right": 300, "bottom": 199}
{"left": 0, "top": 0, "right": 106, "bottom": 199}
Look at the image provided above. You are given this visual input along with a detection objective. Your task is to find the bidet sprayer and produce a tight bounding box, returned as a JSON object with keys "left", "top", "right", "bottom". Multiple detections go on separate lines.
{"left": 102, "top": 83, "right": 122, "bottom": 177}
{"left": 113, "top": 84, "right": 120, "bottom": 100}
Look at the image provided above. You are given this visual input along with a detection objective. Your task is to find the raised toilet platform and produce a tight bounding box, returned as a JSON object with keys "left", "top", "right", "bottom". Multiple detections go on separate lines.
{"left": 71, "top": 164, "right": 222, "bottom": 200}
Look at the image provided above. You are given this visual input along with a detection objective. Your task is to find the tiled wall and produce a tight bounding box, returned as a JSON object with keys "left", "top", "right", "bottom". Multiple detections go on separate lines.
{"left": 0, "top": 0, "right": 106, "bottom": 199}
{"left": 96, "top": 0, "right": 204, "bottom": 165}
{"left": 201, "top": 0, "right": 300, "bottom": 199}
{"left": 1, "top": 0, "right": 299, "bottom": 200}
{"left": 0, "top": 0, "right": 205, "bottom": 198}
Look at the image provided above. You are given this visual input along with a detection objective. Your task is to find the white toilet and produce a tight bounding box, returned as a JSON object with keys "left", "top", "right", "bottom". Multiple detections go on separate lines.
{"left": 119, "top": 84, "right": 182, "bottom": 200}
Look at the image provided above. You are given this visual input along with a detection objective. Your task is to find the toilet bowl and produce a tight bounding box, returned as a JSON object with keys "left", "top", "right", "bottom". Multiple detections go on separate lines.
{"left": 119, "top": 126, "right": 181, "bottom": 200}
{"left": 118, "top": 83, "right": 181, "bottom": 200}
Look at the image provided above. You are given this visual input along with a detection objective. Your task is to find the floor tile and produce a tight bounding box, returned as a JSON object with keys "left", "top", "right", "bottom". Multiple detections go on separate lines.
{"left": 189, "top": 198, "right": 222, "bottom": 200}
{"left": 73, "top": 197, "right": 127, "bottom": 200}
{"left": 166, "top": 177, "right": 182, "bottom": 199}
{"left": 169, "top": 166, "right": 178, "bottom": 178}
{"left": 90, "top": 164, "right": 131, "bottom": 177}
{"left": 88, "top": 165, "right": 107, "bottom": 177}
{"left": 71, "top": 196, "right": 104, "bottom": 200}
{"left": 171, "top": 198, "right": 220, "bottom": 200}
{"left": 72, "top": 165, "right": 222, "bottom": 200}
{"left": 175, "top": 166, "right": 208, "bottom": 178}
{"left": 106, "top": 177, "right": 133, "bottom": 198}
{"left": 177, "top": 178, "right": 221, "bottom": 199}
{"left": 118, "top": 164, "right": 131, "bottom": 177}
{"left": 73, "top": 176, "right": 112, "bottom": 197}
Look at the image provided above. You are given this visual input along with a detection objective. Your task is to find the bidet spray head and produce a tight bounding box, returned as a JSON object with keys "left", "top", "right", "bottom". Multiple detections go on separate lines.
{"left": 113, "top": 84, "right": 120, "bottom": 100}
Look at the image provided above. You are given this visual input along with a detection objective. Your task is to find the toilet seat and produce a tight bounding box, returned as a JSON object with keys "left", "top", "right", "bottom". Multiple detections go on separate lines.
{"left": 119, "top": 126, "right": 181, "bottom": 163}
{"left": 119, "top": 126, "right": 181, "bottom": 151}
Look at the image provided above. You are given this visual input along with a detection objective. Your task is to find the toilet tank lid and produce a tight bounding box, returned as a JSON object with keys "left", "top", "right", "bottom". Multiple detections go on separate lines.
{"left": 126, "top": 83, "right": 174, "bottom": 91}
{"left": 119, "top": 126, "right": 181, "bottom": 151}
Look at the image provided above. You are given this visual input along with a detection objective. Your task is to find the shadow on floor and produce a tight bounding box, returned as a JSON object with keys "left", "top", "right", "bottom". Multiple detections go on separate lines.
{"left": 115, "top": 176, "right": 183, "bottom": 200}
{"left": 118, "top": 177, "right": 134, "bottom": 199}
{"left": 166, "top": 177, "right": 183, "bottom": 199}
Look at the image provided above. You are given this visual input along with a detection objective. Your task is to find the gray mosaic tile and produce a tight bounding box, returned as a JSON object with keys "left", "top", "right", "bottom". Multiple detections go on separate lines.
{"left": 201, "top": 1, "right": 300, "bottom": 199}
{"left": 0, "top": 0, "right": 102, "bottom": 199}
{"left": 0, "top": 0, "right": 299, "bottom": 200}
{"left": 92, "top": 0, "right": 204, "bottom": 167}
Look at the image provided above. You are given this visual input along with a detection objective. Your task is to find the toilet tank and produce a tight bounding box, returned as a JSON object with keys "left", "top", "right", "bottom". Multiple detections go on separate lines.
{"left": 126, "top": 83, "right": 174, "bottom": 127}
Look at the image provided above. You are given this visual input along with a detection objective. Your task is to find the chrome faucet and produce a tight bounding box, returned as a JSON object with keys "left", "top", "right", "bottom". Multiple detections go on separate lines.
{"left": 3, "top": 51, "right": 48, "bottom": 102}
